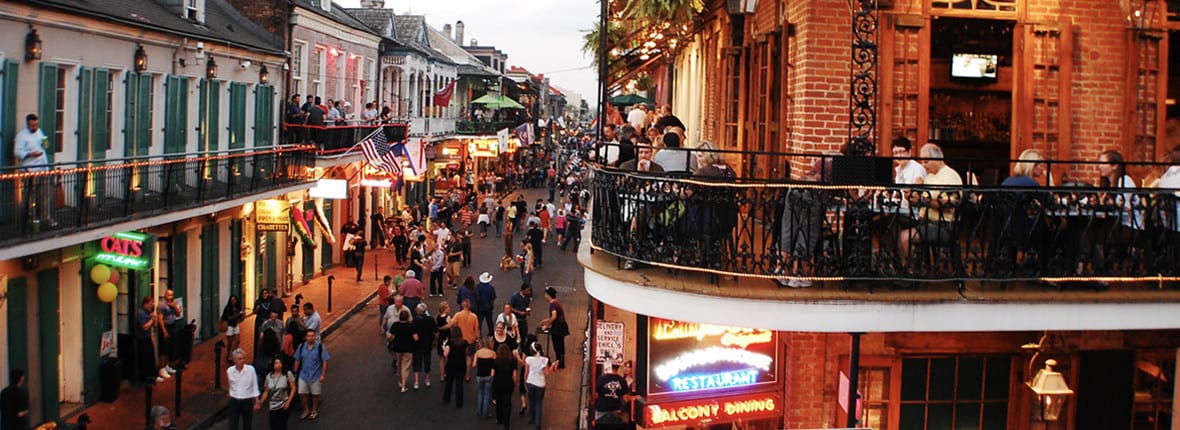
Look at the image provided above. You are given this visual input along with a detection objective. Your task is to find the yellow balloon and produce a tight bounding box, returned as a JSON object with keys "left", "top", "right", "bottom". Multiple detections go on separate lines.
{"left": 97, "top": 282, "right": 118, "bottom": 303}
{"left": 90, "top": 264, "right": 111, "bottom": 284}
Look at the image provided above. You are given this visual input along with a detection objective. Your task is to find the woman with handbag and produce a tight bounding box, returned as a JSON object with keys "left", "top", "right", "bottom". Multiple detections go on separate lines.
{"left": 220, "top": 295, "right": 244, "bottom": 363}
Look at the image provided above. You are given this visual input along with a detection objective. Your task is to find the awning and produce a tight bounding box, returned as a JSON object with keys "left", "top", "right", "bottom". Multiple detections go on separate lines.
{"left": 471, "top": 94, "right": 526, "bottom": 110}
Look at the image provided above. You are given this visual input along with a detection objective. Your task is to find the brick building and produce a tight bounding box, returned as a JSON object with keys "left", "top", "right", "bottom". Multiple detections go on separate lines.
{"left": 586, "top": 0, "right": 1180, "bottom": 429}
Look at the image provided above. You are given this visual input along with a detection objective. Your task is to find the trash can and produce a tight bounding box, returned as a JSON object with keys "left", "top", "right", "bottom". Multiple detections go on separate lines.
{"left": 100, "top": 357, "right": 121, "bottom": 402}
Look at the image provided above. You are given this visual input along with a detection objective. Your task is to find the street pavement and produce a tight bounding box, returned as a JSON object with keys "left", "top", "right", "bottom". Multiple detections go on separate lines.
{"left": 204, "top": 188, "right": 590, "bottom": 429}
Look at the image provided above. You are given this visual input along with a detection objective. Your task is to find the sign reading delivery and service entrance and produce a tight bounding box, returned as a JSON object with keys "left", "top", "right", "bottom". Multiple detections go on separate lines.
{"left": 95, "top": 231, "right": 157, "bottom": 270}
{"left": 647, "top": 317, "right": 778, "bottom": 396}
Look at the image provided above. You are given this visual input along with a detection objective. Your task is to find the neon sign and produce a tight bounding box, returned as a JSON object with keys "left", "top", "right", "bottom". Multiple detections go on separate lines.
{"left": 643, "top": 393, "right": 780, "bottom": 427}
{"left": 647, "top": 318, "right": 777, "bottom": 396}
{"left": 95, "top": 232, "right": 156, "bottom": 270}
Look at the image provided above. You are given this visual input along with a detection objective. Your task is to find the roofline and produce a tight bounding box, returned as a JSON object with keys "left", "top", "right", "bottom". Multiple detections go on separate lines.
{"left": 24, "top": 0, "right": 285, "bottom": 56}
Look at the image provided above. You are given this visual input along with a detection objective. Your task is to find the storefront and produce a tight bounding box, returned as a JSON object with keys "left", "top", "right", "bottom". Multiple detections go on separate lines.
{"left": 594, "top": 305, "right": 785, "bottom": 430}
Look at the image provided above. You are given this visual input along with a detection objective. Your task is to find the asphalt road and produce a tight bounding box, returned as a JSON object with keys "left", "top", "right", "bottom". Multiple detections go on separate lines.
{"left": 207, "top": 191, "right": 589, "bottom": 429}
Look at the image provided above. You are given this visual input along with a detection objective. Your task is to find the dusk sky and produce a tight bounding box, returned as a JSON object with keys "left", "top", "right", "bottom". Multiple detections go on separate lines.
{"left": 336, "top": 0, "right": 601, "bottom": 106}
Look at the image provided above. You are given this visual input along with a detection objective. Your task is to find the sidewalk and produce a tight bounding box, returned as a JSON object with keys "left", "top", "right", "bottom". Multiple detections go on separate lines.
{"left": 68, "top": 248, "right": 399, "bottom": 430}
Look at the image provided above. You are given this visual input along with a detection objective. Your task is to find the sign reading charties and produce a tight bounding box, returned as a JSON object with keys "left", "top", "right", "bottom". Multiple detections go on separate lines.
{"left": 647, "top": 318, "right": 777, "bottom": 396}
{"left": 95, "top": 231, "right": 157, "bottom": 270}
{"left": 256, "top": 199, "right": 291, "bottom": 232}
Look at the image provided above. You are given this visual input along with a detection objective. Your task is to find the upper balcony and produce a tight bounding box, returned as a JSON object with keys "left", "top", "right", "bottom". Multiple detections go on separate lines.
{"left": 579, "top": 147, "right": 1180, "bottom": 333}
{"left": 456, "top": 120, "right": 523, "bottom": 135}
{"left": 0, "top": 146, "right": 316, "bottom": 260}
{"left": 282, "top": 122, "right": 410, "bottom": 165}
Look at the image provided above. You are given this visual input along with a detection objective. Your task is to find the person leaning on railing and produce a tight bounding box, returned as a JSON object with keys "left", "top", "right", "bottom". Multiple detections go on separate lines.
{"left": 14, "top": 113, "right": 55, "bottom": 228}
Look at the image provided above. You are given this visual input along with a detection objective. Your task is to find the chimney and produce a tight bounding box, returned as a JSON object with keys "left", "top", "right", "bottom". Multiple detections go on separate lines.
{"left": 360, "top": 0, "right": 385, "bottom": 7}
{"left": 454, "top": 21, "right": 465, "bottom": 46}
{"left": 443, "top": 24, "right": 452, "bottom": 41}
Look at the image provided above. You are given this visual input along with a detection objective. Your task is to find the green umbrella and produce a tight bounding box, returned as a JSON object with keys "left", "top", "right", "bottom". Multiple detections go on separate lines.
{"left": 610, "top": 93, "right": 651, "bottom": 106}
{"left": 471, "top": 94, "right": 526, "bottom": 110}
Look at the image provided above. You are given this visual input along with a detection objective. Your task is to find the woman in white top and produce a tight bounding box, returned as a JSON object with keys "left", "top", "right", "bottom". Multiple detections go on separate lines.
{"left": 524, "top": 341, "right": 558, "bottom": 428}
{"left": 1098, "top": 150, "right": 1143, "bottom": 230}
{"left": 496, "top": 303, "right": 519, "bottom": 340}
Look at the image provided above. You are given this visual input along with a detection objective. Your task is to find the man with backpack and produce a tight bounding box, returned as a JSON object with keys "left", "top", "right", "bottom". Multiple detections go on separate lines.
{"left": 257, "top": 310, "right": 284, "bottom": 375}
{"left": 293, "top": 330, "right": 330, "bottom": 420}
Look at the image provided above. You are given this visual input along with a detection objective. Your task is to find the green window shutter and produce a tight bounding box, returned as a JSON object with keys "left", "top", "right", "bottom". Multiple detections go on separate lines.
{"left": 38, "top": 63, "right": 58, "bottom": 163}
{"left": 254, "top": 84, "right": 274, "bottom": 147}
{"left": 136, "top": 73, "right": 152, "bottom": 156}
{"left": 1, "top": 61, "right": 19, "bottom": 222}
{"left": 1, "top": 61, "right": 18, "bottom": 166}
{"left": 164, "top": 76, "right": 188, "bottom": 154}
{"left": 229, "top": 82, "right": 246, "bottom": 149}
{"left": 92, "top": 68, "right": 110, "bottom": 156}
{"left": 77, "top": 67, "right": 93, "bottom": 161}
{"left": 198, "top": 79, "right": 208, "bottom": 152}
{"left": 208, "top": 80, "right": 220, "bottom": 152}
{"left": 124, "top": 72, "right": 138, "bottom": 157}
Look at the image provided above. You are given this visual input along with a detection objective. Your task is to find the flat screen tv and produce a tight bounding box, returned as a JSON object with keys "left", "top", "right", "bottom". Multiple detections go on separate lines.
{"left": 951, "top": 53, "right": 998, "bottom": 79}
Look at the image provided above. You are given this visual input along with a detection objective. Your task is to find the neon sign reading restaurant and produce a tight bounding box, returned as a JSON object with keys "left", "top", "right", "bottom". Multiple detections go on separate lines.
{"left": 647, "top": 318, "right": 777, "bottom": 395}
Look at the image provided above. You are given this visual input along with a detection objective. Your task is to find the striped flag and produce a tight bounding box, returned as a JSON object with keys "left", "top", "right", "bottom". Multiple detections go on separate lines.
{"left": 360, "top": 128, "right": 401, "bottom": 174}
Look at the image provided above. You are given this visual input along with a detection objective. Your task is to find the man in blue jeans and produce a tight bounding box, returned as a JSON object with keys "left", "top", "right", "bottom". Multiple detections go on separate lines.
{"left": 475, "top": 272, "right": 498, "bottom": 336}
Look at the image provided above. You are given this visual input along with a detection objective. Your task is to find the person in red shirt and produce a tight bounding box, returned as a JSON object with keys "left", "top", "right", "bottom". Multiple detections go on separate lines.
{"left": 376, "top": 276, "right": 394, "bottom": 332}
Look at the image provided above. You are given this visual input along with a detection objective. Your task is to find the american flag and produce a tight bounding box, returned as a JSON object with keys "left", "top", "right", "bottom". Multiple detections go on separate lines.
{"left": 360, "top": 128, "right": 401, "bottom": 174}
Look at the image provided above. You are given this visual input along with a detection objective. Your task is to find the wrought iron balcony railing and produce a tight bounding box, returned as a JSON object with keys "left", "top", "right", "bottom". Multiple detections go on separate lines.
{"left": 456, "top": 120, "right": 522, "bottom": 135}
{"left": 0, "top": 145, "right": 316, "bottom": 244}
{"left": 283, "top": 122, "right": 409, "bottom": 153}
{"left": 588, "top": 161, "right": 1180, "bottom": 287}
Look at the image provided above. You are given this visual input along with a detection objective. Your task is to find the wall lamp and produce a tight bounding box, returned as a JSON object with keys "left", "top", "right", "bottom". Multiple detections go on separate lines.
{"left": 134, "top": 45, "right": 148, "bottom": 73}
{"left": 25, "top": 28, "right": 43, "bottom": 62}
{"left": 260, "top": 65, "right": 270, "bottom": 84}
{"left": 206, "top": 57, "right": 218, "bottom": 79}
{"left": 1027, "top": 359, "right": 1074, "bottom": 421}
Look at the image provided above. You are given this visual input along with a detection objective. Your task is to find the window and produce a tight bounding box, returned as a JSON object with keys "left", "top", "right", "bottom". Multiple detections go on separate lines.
{"left": 310, "top": 47, "right": 323, "bottom": 83}
{"left": 292, "top": 43, "right": 305, "bottom": 94}
{"left": 899, "top": 356, "right": 1010, "bottom": 430}
{"left": 53, "top": 67, "right": 65, "bottom": 153}
{"left": 105, "top": 72, "right": 113, "bottom": 150}
{"left": 858, "top": 367, "right": 892, "bottom": 430}
{"left": 1132, "top": 352, "right": 1175, "bottom": 430}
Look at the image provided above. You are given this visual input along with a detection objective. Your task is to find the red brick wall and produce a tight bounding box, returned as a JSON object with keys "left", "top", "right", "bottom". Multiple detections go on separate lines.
{"left": 782, "top": 332, "right": 838, "bottom": 428}
{"left": 784, "top": 0, "right": 854, "bottom": 178}
{"left": 224, "top": 0, "right": 286, "bottom": 40}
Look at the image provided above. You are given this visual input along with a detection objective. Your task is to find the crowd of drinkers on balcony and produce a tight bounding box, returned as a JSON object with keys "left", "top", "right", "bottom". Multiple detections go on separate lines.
{"left": 280, "top": 93, "right": 532, "bottom": 150}
{"left": 589, "top": 104, "right": 1180, "bottom": 287}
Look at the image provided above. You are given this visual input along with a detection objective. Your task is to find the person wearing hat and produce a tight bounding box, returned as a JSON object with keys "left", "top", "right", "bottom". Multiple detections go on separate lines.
{"left": 475, "top": 272, "right": 498, "bottom": 336}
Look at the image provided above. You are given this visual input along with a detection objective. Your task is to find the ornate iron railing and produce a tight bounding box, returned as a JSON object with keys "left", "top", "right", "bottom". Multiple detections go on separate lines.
{"left": 0, "top": 146, "right": 316, "bottom": 243}
{"left": 456, "top": 120, "right": 522, "bottom": 135}
{"left": 283, "top": 122, "right": 410, "bottom": 152}
{"left": 589, "top": 166, "right": 1180, "bottom": 286}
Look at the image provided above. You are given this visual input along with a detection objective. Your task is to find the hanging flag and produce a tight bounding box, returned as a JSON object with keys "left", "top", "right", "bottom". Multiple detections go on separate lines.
{"left": 290, "top": 206, "right": 316, "bottom": 247}
{"left": 312, "top": 201, "right": 336, "bottom": 244}
{"left": 360, "top": 128, "right": 401, "bottom": 175}
{"left": 515, "top": 122, "right": 533, "bottom": 146}
{"left": 433, "top": 81, "right": 457, "bottom": 107}
{"left": 497, "top": 128, "right": 510, "bottom": 154}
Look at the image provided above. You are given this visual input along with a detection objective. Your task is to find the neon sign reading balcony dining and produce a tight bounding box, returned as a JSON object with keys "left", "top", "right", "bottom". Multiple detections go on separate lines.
{"left": 647, "top": 318, "right": 778, "bottom": 396}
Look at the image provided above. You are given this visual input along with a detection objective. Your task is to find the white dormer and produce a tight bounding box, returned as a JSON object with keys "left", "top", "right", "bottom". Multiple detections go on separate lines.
{"left": 185, "top": 0, "right": 205, "bottom": 24}
{"left": 320, "top": 0, "right": 331, "bottom": 13}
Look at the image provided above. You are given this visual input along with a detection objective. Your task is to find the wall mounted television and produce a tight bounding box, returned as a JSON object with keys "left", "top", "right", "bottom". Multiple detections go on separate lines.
{"left": 951, "top": 53, "right": 998, "bottom": 79}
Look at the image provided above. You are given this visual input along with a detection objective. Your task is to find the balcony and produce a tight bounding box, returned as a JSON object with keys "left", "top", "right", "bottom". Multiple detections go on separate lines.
{"left": 283, "top": 122, "right": 409, "bottom": 154}
{"left": 456, "top": 120, "right": 522, "bottom": 135}
{"left": 0, "top": 146, "right": 316, "bottom": 254}
{"left": 581, "top": 149, "right": 1180, "bottom": 332}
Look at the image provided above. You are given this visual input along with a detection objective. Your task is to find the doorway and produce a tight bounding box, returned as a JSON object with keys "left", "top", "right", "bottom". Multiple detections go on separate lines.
{"left": 1076, "top": 350, "right": 1134, "bottom": 430}
{"left": 928, "top": 17, "right": 1014, "bottom": 185}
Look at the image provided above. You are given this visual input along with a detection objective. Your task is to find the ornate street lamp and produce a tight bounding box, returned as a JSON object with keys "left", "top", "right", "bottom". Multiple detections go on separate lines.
{"left": 134, "top": 45, "right": 148, "bottom": 73}
{"left": 259, "top": 65, "right": 270, "bottom": 84}
{"left": 1027, "top": 359, "right": 1074, "bottom": 422}
{"left": 206, "top": 57, "right": 218, "bottom": 80}
{"left": 25, "top": 28, "right": 43, "bottom": 62}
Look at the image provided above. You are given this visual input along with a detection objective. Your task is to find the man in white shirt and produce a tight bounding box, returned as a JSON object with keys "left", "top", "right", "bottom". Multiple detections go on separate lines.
{"left": 225, "top": 348, "right": 261, "bottom": 430}
{"left": 13, "top": 114, "right": 54, "bottom": 226}
{"left": 627, "top": 104, "right": 647, "bottom": 131}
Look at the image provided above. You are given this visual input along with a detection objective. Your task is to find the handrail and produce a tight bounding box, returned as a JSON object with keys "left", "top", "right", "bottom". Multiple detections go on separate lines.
{"left": 588, "top": 165, "right": 1180, "bottom": 287}
{"left": 0, "top": 145, "right": 314, "bottom": 175}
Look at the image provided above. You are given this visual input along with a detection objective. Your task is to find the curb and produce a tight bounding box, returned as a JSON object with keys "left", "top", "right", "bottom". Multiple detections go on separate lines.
{"left": 188, "top": 290, "right": 378, "bottom": 430}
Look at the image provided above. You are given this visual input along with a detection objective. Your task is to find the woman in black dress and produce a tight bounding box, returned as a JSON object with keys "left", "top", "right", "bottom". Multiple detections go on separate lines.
{"left": 441, "top": 326, "right": 467, "bottom": 408}
{"left": 491, "top": 344, "right": 518, "bottom": 429}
